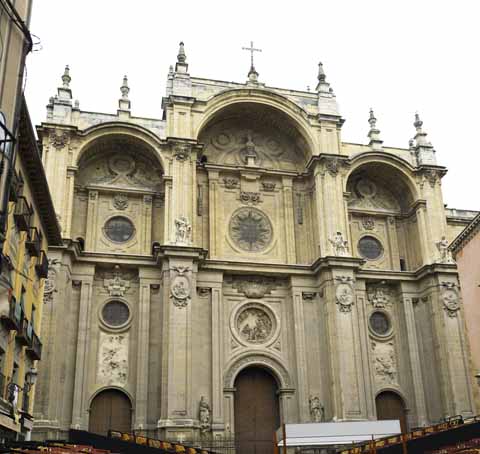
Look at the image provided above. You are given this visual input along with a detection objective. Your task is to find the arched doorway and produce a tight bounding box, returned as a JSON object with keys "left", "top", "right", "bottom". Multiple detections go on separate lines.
{"left": 89, "top": 389, "right": 132, "bottom": 435}
{"left": 234, "top": 367, "right": 280, "bottom": 454}
{"left": 375, "top": 391, "right": 407, "bottom": 433}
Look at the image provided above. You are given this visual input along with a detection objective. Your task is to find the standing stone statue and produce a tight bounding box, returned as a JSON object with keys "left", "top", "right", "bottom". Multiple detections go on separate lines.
{"left": 329, "top": 231, "right": 349, "bottom": 256}
{"left": 309, "top": 396, "right": 325, "bottom": 422}
{"left": 199, "top": 396, "right": 211, "bottom": 433}
{"left": 436, "top": 236, "right": 454, "bottom": 264}
{"left": 175, "top": 216, "right": 192, "bottom": 245}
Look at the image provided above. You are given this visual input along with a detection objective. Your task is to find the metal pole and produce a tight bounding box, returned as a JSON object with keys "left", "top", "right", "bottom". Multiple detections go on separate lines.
{"left": 282, "top": 423, "right": 287, "bottom": 454}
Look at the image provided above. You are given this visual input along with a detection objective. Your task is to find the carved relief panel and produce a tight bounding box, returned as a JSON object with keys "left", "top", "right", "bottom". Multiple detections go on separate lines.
{"left": 97, "top": 332, "right": 129, "bottom": 385}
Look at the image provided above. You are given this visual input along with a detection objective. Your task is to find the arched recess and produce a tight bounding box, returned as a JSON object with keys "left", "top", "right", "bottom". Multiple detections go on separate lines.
{"left": 375, "top": 390, "right": 408, "bottom": 433}
{"left": 196, "top": 93, "right": 316, "bottom": 171}
{"left": 88, "top": 388, "right": 132, "bottom": 435}
{"left": 71, "top": 129, "right": 166, "bottom": 252}
{"left": 345, "top": 157, "right": 422, "bottom": 271}
{"left": 224, "top": 352, "right": 292, "bottom": 389}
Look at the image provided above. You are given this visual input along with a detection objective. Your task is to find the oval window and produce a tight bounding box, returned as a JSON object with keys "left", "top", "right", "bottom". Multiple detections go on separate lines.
{"left": 369, "top": 311, "right": 391, "bottom": 336}
{"left": 102, "top": 301, "right": 130, "bottom": 327}
{"left": 104, "top": 216, "right": 135, "bottom": 243}
{"left": 358, "top": 236, "right": 383, "bottom": 260}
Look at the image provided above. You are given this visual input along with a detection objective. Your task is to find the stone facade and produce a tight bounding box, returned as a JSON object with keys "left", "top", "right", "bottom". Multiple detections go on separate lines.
{"left": 32, "top": 45, "right": 477, "bottom": 441}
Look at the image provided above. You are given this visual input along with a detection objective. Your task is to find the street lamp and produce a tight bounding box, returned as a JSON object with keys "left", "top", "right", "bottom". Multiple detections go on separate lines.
{"left": 6, "top": 367, "right": 38, "bottom": 407}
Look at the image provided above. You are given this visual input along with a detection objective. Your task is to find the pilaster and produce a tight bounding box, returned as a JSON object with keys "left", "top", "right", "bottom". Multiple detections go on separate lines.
{"left": 282, "top": 177, "right": 296, "bottom": 263}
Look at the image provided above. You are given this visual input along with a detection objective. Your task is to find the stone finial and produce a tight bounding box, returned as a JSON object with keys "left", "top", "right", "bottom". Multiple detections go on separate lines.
{"left": 177, "top": 41, "right": 187, "bottom": 63}
{"left": 120, "top": 75, "right": 129, "bottom": 99}
{"left": 318, "top": 62, "right": 326, "bottom": 83}
{"left": 412, "top": 112, "right": 436, "bottom": 165}
{"left": 248, "top": 65, "right": 259, "bottom": 83}
{"left": 62, "top": 65, "right": 71, "bottom": 89}
{"left": 368, "top": 108, "right": 377, "bottom": 129}
{"left": 414, "top": 112, "right": 423, "bottom": 130}
{"left": 368, "top": 108, "right": 383, "bottom": 151}
{"left": 168, "top": 65, "right": 174, "bottom": 76}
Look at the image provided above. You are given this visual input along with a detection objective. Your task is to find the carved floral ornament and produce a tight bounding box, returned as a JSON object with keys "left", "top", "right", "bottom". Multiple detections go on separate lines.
{"left": 440, "top": 281, "right": 460, "bottom": 317}
{"left": 240, "top": 191, "right": 261, "bottom": 205}
{"left": 170, "top": 266, "right": 192, "bottom": 308}
{"left": 318, "top": 156, "right": 349, "bottom": 177}
{"left": 113, "top": 193, "right": 128, "bottom": 210}
{"left": 173, "top": 144, "right": 191, "bottom": 161}
{"left": 104, "top": 265, "right": 130, "bottom": 297}
{"left": 231, "top": 275, "right": 278, "bottom": 298}
{"left": 335, "top": 276, "right": 355, "bottom": 313}
{"left": 50, "top": 131, "right": 69, "bottom": 149}
{"left": 367, "top": 285, "right": 392, "bottom": 309}
{"left": 223, "top": 178, "right": 239, "bottom": 189}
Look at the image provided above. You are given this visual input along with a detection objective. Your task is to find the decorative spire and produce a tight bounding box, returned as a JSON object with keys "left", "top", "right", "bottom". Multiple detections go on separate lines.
{"left": 118, "top": 75, "right": 131, "bottom": 113}
{"left": 242, "top": 41, "right": 262, "bottom": 84}
{"left": 61, "top": 65, "right": 71, "bottom": 89}
{"left": 412, "top": 112, "right": 437, "bottom": 165}
{"left": 168, "top": 65, "right": 174, "bottom": 76}
{"left": 317, "top": 62, "right": 326, "bottom": 83}
{"left": 177, "top": 42, "right": 186, "bottom": 63}
{"left": 120, "top": 75, "right": 129, "bottom": 99}
{"left": 368, "top": 108, "right": 383, "bottom": 151}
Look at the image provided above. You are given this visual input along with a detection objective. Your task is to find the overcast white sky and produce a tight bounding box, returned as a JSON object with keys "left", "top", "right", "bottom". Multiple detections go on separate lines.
{"left": 25, "top": 0, "right": 480, "bottom": 211}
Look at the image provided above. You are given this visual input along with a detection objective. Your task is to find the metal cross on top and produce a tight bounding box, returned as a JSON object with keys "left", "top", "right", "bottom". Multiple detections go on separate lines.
{"left": 242, "top": 41, "right": 262, "bottom": 69}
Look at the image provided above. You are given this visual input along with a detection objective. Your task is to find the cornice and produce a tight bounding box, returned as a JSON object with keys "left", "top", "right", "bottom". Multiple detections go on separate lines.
{"left": 450, "top": 212, "right": 480, "bottom": 255}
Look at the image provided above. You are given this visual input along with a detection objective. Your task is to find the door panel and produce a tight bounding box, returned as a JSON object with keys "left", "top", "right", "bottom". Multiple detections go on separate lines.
{"left": 89, "top": 389, "right": 131, "bottom": 435}
{"left": 234, "top": 367, "right": 280, "bottom": 454}
{"left": 376, "top": 391, "right": 407, "bottom": 433}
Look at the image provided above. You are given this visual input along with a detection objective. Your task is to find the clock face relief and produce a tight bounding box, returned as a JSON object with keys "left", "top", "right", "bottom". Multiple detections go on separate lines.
{"left": 229, "top": 208, "right": 273, "bottom": 252}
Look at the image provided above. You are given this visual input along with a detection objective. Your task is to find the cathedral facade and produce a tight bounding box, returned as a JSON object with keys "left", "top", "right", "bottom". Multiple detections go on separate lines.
{"left": 32, "top": 43, "right": 477, "bottom": 443}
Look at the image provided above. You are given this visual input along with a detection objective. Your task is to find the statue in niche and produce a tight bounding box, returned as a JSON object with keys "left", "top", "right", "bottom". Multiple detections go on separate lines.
{"left": 199, "top": 396, "right": 211, "bottom": 433}
{"left": 329, "top": 231, "right": 349, "bottom": 256}
{"left": 309, "top": 396, "right": 325, "bottom": 422}
{"left": 174, "top": 216, "right": 192, "bottom": 245}
{"left": 436, "top": 236, "right": 455, "bottom": 264}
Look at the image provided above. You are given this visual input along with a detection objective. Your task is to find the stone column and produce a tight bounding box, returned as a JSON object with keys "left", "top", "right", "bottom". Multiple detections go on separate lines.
{"left": 135, "top": 275, "right": 152, "bottom": 429}
{"left": 223, "top": 388, "right": 235, "bottom": 435}
{"left": 163, "top": 177, "right": 173, "bottom": 244}
{"left": 282, "top": 177, "right": 297, "bottom": 263}
{"left": 85, "top": 190, "right": 98, "bottom": 251}
{"left": 278, "top": 389, "right": 295, "bottom": 424}
{"left": 141, "top": 195, "right": 153, "bottom": 254}
{"left": 210, "top": 283, "right": 224, "bottom": 432}
{"left": 401, "top": 295, "right": 428, "bottom": 426}
{"left": 290, "top": 283, "right": 309, "bottom": 421}
{"left": 71, "top": 273, "right": 94, "bottom": 429}
{"left": 207, "top": 170, "right": 220, "bottom": 258}
{"left": 64, "top": 166, "right": 77, "bottom": 239}
{"left": 157, "top": 246, "right": 206, "bottom": 437}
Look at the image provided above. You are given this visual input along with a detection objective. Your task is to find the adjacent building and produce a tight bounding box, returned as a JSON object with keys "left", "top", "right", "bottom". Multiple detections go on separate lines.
{"left": 32, "top": 43, "right": 477, "bottom": 453}
{"left": 451, "top": 212, "right": 480, "bottom": 412}
{"left": 0, "top": 0, "right": 62, "bottom": 440}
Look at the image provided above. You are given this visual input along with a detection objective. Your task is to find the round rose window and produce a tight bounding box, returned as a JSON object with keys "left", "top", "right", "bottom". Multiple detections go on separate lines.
{"left": 102, "top": 301, "right": 130, "bottom": 327}
{"left": 104, "top": 216, "right": 135, "bottom": 243}
{"left": 369, "top": 311, "right": 391, "bottom": 336}
{"left": 229, "top": 208, "right": 272, "bottom": 252}
{"left": 358, "top": 236, "right": 383, "bottom": 260}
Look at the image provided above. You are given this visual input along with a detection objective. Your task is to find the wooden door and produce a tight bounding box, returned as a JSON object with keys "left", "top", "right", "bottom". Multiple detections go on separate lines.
{"left": 234, "top": 367, "right": 280, "bottom": 454}
{"left": 89, "top": 389, "right": 132, "bottom": 435}
{"left": 375, "top": 391, "right": 407, "bottom": 433}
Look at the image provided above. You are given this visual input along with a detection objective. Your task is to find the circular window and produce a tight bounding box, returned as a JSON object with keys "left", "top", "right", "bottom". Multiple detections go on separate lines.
{"left": 229, "top": 208, "right": 273, "bottom": 252}
{"left": 369, "top": 311, "right": 391, "bottom": 336}
{"left": 104, "top": 216, "right": 135, "bottom": 243}
{"left": 358, "top": 236, "right": 383, "bottom": 260}
{"left": 102, "top": 301, "right": 130, "bottom": 327}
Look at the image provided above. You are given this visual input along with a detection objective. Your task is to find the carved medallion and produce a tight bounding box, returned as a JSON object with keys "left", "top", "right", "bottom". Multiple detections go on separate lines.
{"left": 440, "top": 282, "right": 460, "bottom": 317}
{"left": 236, "top": 305, "right": 274, "bottom": 344}
{"left": 113, "top": 193, "right": 129, "bottom": 210}
{"left": 362, "top": 217, "right": 375, "bottom": 230}
{"left": 229, "top": 208, "right": 272, "bottom": 252}
{"left": 171, "top": 275, "right": 191, "bottom": 308}
{"left": 335, "top": 276, "right": 355, "bottom": 313}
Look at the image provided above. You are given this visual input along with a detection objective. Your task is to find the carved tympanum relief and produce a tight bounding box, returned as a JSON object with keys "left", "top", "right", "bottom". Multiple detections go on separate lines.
{"left": 371, "top": 341, "right": 397, "bottom": 384}
{"left": 199, "top": 114, "right": 307, "bottom": 171}
{"left": 77, "top": 149, "right": 162, "bottom": 191}
{"left": 229, "top": 208, "right": 272, "bottom": 252}
{"left": 348, "top": 177, "right": 400, "bottom": 212}
{"left": 236, "top": 305, "right": 274, "bottom": 344}
{"left": 97, "top": 332, "right": 128, "bottom": 385}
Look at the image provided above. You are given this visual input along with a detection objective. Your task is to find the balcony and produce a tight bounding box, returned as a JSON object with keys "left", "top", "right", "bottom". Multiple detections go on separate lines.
{"left": 13, "top": 196, "right": 32, "bottom": 232}
{"left": 26, "top": 330, "right": 42, "bottom": 361}
{"left": 25, "top": 227, "right": 41, "bottom": 257}
{"left": 0, "top": 294, "right": 22, "bottom": 331}
{"left": 35, "top": 250, "right": 48, "bottom": 279}
{"left": 16, "top": 318, "right": 33, "bottom": 347}
{"left": 9, "top": 169, "right": 23, "bottom": 203}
